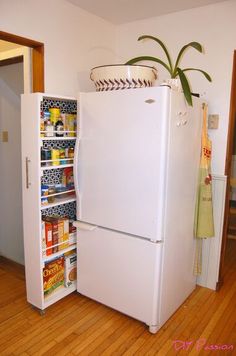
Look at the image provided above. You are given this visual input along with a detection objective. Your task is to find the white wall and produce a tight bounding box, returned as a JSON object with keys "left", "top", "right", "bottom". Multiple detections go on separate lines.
{"left": 116, "top": 0, "right": 236, "bottom": 175}
{"left": 0, "top": 62, "right": 24, "bottom": 264}
{"left": 0, "top": 0, "right": 117, "bottom": 96}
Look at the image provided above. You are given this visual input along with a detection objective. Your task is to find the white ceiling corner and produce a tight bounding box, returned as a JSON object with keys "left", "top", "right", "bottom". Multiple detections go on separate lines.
{"left": 65, "top": 0, "right": 227, "bottom": 24}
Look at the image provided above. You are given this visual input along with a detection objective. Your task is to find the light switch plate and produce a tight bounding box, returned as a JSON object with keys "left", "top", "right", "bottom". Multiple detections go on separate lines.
{"left": 208, "top": 114, "right": 219, "bottom": 129}
{"left": 2, "top": 131, "right": 8, "bottom": 142}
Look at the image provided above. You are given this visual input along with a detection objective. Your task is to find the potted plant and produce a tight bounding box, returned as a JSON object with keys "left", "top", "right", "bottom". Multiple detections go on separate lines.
{"left": 126, "top": 35, "right": 212, "bottom": 106}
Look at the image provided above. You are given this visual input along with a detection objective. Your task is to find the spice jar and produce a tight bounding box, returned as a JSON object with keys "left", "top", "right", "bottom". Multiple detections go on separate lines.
{"left": 48, "top": 185, "right": 56, "bottom": 203}
{"left": 68, "top": 147, "right": 74, "bottom": 158}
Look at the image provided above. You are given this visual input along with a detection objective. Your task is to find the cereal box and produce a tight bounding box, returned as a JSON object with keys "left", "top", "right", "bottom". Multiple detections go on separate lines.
{"left": 41, "top": 221, "right": 46, "bottom": 257}
{"left": 58, "top": 217, "right": 69, "bottom": 250}
{"left": 43, "top": 256, "right": 64, "bottom": 297}
{"left": 44, "top": 221, "right": 52, "bottom": 256}
{"left": 43, "top": 217, "right": 59, "bottom": 253}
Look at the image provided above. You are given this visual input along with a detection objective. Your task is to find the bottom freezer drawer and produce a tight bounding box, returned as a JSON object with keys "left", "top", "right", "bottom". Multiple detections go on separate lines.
{"left": 77, "top": 226, "right": 162, "bottom": 326}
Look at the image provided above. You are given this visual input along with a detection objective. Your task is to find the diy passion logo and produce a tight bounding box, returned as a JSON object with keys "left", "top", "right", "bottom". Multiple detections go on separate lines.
{"left": 173, "top": 339, "right": 234, "bottom": 352}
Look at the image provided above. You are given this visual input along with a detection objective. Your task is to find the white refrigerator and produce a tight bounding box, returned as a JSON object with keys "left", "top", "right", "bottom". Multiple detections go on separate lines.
{"left": 74, "top": 86, "right": 202, "bottom": 333}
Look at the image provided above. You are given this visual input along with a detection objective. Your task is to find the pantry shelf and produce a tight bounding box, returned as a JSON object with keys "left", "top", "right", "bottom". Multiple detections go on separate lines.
{"left": 40, "top": 130, "right": 76, "bottom": 136}
{"left": 41, "top": 162, "right": 74, "bottom": 171}
{"left": 43, "top": 282, "right": 77, "bottom": 309}
{"left": 41, "top": 189, "right": 75, "bottom": 200}
{"left": 40, "top": 137, "right": 77, "bottom": 142}
{"left": 41, "top": 196, "right": 76, "bottom": 210}
{"left": 43, "top": 243, "right": 76, "bottom": 263}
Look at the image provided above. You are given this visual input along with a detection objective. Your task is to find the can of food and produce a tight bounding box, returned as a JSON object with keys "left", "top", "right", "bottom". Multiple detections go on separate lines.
{"left": 41, "top": 149, "right": 51, "bottom": 161}
{"left": 48, "top": 185, "right": 56, "bottom": 203}
{"left": 68, "top": 147, "right": 74, "bottom": 158}
{"left": 51, "top": 149, "right": 60, "bottom": 166}
{"left": 65, "top": 148, "right": 69, "bottom": 158}
{"left": 59, "top": 148, "right": 66, "bottom": 164}
{"left": 66, "top": 114, "right": 76, "bottom": 136}
{"left": 49, "top": 108, "right": 61, "bottom": 126}
{"left": 41, "top": 184, "right": 49, "bottom": 196}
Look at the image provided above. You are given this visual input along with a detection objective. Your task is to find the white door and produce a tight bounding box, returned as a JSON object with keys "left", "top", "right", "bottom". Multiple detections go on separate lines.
{"left": 75, "top": 222, "right": 162, "bottom": 327}
{"left": 76, "top": 87, "right": 170, "bottom": 241}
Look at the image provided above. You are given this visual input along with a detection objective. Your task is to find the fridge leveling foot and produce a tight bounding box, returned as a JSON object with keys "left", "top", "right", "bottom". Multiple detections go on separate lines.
{"left": 148, "top": 325, "right": 159, "bottom": 334}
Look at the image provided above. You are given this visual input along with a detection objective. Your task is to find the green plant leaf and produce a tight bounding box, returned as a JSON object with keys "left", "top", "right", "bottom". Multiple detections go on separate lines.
{"left": 138, "top": 35, "right": 173, "bottom": 73}
{"left": 125, "top": 56, "right": 172, "bottom": 75}
{"left": 173, "top": 42, "right": 203, "bottom": 77}
{"left": 182, "top": 68, "right": 212, "bottom": 82}
{"left": 177, "top": 67, "right": 193, "bottom": 106}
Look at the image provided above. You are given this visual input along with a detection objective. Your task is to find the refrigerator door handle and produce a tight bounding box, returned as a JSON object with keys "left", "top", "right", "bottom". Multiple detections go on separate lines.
{"left": 73, "top": 136, "right": 81, "bottom": 215}
{"left": 73, "top": 221, "right": 98, "bottom": 231}
{"left": 25, "top": 157, "right": 31, "bottom": 189}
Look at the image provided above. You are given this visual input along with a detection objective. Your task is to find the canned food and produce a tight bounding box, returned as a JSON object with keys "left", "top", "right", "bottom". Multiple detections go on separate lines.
{"left": 48, "top": 185, "right": 56, "bottom": 203}
{"left": 68, "top": 147, "right": 74, "bottom": 158}
{"left": 41, "top": 149, "right": 51, "bottom": 161}
{"left": 49, "top": 108, "right": 61, "bottom": 126}
{"left": 59, "top": 148, "right": 66, "bottom": 164}
{"left": 51, "top": 149, "right": 60, "bottom": 166}
{"left": 66, "top": 114, "right": 76, "bottom": 136}
{"left": 41, "top": 184, "right": 49, "bottom": 196}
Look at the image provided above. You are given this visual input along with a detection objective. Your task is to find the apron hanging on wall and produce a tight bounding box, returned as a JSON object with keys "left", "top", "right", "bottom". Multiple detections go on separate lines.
{"left": 194, "top": 103, "right": 215, "bottom": 275}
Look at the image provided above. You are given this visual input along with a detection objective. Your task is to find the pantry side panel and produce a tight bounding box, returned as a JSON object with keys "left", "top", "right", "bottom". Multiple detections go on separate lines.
{"left": 21, "top": 94, "right": 44, "bottom": 309}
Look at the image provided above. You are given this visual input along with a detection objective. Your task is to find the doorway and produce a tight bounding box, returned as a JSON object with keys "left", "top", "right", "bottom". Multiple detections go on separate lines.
{"left": 0, "top": 32, "right": 44, "bottom": 265}
{"left": 0, "top": 31, "right": 44, "bottom": 92}
{"left": 218, "top": 50, "right": 236, "bottom": 286}
{"left": 0, "top": 58, "right": 24, "bottom": 263}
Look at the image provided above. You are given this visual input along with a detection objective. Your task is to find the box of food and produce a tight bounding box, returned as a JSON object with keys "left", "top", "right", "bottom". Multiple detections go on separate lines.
{"left": 57, "top": 217, "right": 69, "bottom": 250}
{"left": 64, "top": 252, "right": 77, "bottom": 288}
{"left": 41, "top": 221, "right": 46, "bottom": 257}
{"left": 43, "top": 256, "right": 64, "bottom": 297}
{"left": 69, "top": 220, "right": 77, "bottom": 246}
{"left": 44, "top": 221, "right": 52, "bottom": 256}
{"left": 43, "top": 217, "right": 59, "bottom": 253}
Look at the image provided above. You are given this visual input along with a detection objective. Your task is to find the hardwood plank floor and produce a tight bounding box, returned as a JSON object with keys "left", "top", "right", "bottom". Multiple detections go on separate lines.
{"left": 0, "top": 241, "right": 235, "bottom": 355}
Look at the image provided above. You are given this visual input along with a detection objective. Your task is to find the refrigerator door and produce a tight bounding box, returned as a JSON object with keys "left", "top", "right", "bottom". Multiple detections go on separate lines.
{"left": 75, "top": 222, "right": 162, "bottom": 329}
{"left": 75, "top": 87, "right": 170, "bottom": 241}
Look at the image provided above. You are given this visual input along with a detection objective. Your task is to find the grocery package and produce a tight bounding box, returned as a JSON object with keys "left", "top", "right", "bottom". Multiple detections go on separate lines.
{"left": 42, "top": 216, "right": 70, "bottom": 253}
{"left": 62, "top": 167, "right": 74, "bottom": 190}
{"left": 51, "top": 149, "right": 60, "bottom": 166}
{"left": 56, "top": 216, "right": 69, "bottom": 250}
{"left": 44, "top": 221, "right": 52, "bottom": 256}
{"left": 41, "top": 221, "right": 46, "bottom": 257}
{"left": 49, "top": 107, "right": 60, "bottom": 126}
{"left": 43, "top": 256, "right": 64, "bottom": 297}
{"left": 64, "top": 252, "right": 77, "bottom": 288}
{"left": 43, "top": 217, "right": 59, "bottom": 253}
{"left": 69, "top": 220, "right": 76, "bottom": 245}
{"left": 66, "top": 114, "right": 76, "bottom": 136}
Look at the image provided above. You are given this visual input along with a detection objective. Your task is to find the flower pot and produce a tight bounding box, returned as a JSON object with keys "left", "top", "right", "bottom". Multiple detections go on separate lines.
{"left": 90, "top": 64, "right": 158, "bottom": 91}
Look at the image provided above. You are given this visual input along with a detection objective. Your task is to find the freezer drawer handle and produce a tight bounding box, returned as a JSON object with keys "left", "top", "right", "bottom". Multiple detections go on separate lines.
{"left": 25, "top": 157, "right": 31, "bottom": 189}
{"left": 73, "top": 221, "right": 98, "bottom": 231}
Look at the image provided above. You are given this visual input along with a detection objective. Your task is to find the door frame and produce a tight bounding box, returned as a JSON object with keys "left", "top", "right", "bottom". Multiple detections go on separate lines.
{"left": 0, "top": 47, "right": 31, "bottom": 93}
{"left": 217, "top": 50, "right": 236, "bottom": 287}
{"left": 0, "top": 31, "right": 44, "bottom": 92}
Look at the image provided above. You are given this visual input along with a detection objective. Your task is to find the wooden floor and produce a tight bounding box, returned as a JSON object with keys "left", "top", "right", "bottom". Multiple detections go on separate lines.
{"left": 0, "top": 241, "right": 235, "bottom": 356}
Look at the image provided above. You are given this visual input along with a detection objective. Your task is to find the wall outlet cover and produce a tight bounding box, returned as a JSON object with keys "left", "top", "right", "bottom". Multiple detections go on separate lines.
{"left": 208, "top": 114, "right": 219, "bottom": 129}
{"left": 2, "top": 131, "right": 8, "bottom": 142}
